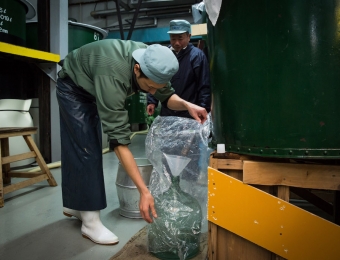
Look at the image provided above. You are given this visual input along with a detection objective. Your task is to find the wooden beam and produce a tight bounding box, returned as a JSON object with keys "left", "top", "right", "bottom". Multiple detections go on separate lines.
{"left": 1, "top": 138, "right": 11, "bottom": 184}
{"left": 243, "top": 161, "right": 340, "bottom": 190}
{"left": 24, "top": 135, "right": 57, "bottom": 186}
{"left": 0, "top": 130, "right": 36, "bottom": 138}
{"left": 3, "top": 175, "right": 48, "bottom": 194}
{"left": 214, "top": 159, "right": 243, "bottom": 170}
{"left": 277, "top": 186, "right": 290, "bottom": 202}
{"left": 208, "top": 222, "right": 218, "bottom": 260}
{"left": 290, "top": 187, "right": 334, "bottom": 216}
{"left": 334, "top": 191, "right": 340, "bottom": 225}
{"left": 1, "top": 151, "right": 36, "bottom": 165}
{"left": 9, "top": 172, "right": 44, "bottom": 178}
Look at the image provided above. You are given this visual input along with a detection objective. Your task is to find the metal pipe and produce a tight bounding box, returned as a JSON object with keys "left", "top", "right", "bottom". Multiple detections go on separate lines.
{"left": 69, "top": 0, "right": 109, "bottom": 6}
{"left": 127, "top": 0, "right": 143, "bottom": 40}
{"left": 69, "top": 0, "right": 131, "bottom": 11}
{"left": 90, "top": 5, "right": 192, "bottom": 18}
{"left": 105, "top": 17, "right": 157, "bottom": 31}
{"left": 116, "top": 0, "right": 125, "bottom": 39}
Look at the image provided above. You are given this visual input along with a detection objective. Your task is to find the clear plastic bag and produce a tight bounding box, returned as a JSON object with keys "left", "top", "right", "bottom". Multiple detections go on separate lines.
{"left": 146, "top": 115, "right": 212, "bottom": 260}
{"left": 192, "top": 2, "right": 206, "bottom": 24}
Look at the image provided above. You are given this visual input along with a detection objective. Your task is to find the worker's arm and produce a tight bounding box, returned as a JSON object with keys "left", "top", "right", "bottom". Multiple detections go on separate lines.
{"left": 146, "top": 93, "right": 159, "bottom": 115}
{"left": 167, "top": 94, "right": 208, "bottom": 124}
{"left": 114, "top": 145, "right": 157, "bottom": 223}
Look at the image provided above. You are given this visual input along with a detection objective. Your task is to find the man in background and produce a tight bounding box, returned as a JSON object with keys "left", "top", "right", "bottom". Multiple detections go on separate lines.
{"left": 146, "top": 19, "right": 211, "bottom": 118}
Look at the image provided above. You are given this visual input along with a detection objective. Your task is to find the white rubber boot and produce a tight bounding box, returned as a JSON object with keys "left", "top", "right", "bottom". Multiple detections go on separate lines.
{"left": 80, "top": 211, "right": 119, "bottom": 245}
{"left": 63, "top": 207, "right": 82, "bottom": 221}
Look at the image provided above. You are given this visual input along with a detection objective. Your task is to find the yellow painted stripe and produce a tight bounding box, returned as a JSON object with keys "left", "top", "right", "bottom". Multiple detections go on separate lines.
{"left": 0, "top": 42, "right": 60, "bottom": 62}
{"left": 208, "top": 166, "right": 340, "bottom": 260}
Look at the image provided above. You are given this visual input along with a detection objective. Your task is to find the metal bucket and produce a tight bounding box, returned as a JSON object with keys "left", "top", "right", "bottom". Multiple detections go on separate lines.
{"left": 116, "top": 158, "right": 153, "bottom": 218}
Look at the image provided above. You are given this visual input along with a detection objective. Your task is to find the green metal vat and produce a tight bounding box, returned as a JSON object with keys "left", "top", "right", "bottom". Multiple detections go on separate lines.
{"left": 68, "top": 20, "right": 108, "bottom": 52}
{"left": 125, "top": 92, "right": 147, "bottom": 127}
{"left": 207, "top": 0, "right": 340, "bottom": 158}
{"left": 0, "top": 0, "right": 35, "bottom": 46}
{"left": 26, "top": 20, "right": 108, "bottom": 52}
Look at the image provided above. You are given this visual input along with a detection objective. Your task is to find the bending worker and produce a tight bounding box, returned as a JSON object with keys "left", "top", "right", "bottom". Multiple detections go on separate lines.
{"left": 147, "top": 19, "right": 211, "bottom": 118}
{"left": 56, "top": 39, "right": 208, "bottom": 245}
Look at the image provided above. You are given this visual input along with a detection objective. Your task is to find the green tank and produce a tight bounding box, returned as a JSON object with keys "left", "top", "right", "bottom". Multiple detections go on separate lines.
{"left": 68, "top": 20, "right": 108, "bottom": 52}
{"left": 26, "top": 20, "right": 108, "bottom": 52}
{"left": 0, "top": 0, "right": 35, "bottom": 46}
{"left": 207, "top": 0, "right": 340, "bottom": 159}
{"left": 125, "top": 92, "right": 147, "bottom": 129}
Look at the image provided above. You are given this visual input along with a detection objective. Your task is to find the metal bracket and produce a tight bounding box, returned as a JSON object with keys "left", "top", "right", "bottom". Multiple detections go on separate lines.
{"left": 36, "top": 63, "right": 58, "bottom": 82}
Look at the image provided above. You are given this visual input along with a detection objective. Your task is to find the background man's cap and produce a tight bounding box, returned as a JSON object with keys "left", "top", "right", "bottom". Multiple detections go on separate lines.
{"left": 132, "top": 44, "right": 179, "bottom": 84}
{"left": 167, "top": 20, "right": 191, "bottom": 34}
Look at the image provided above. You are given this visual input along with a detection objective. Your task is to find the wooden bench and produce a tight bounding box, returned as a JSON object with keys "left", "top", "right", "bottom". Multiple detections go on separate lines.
{"left": 0, "top": 127, "right": 57, "bottom": 207}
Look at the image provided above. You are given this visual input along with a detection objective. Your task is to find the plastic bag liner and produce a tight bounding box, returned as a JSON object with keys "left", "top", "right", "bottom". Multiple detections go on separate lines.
{"left": 145, "top": 115, "right": 212, "bottom": 260}
{"left": 192, "top": 2, "right": 205, "bottom": 24}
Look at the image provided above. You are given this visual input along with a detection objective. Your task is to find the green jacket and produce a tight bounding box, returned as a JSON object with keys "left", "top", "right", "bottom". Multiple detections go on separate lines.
{"left": 58, "top": 39, "right": 175, "bottom": 145}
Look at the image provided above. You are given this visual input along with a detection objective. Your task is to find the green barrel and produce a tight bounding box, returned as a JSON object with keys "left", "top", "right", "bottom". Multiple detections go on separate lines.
{"left": 68, "top": 20, "right": 108, "bottom": 52}
{"left": 207, "top": 0, "right": 340, "bottom": 159}
{"left": 0, "top": 0, "right": 35, "bottom": 46}
{"left": 125, "top": 92, "right": 147, "bottom": 127}
{"left": 26, "top": 20, "right": 108, "bottom": 52}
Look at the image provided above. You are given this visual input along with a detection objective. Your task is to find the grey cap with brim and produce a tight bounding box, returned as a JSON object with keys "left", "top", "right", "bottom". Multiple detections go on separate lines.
{"left": 167, "top": 20, "right": 191, "bottom": 34}
{"left": 132, "top": 44, "right": 179, "bottom": 84}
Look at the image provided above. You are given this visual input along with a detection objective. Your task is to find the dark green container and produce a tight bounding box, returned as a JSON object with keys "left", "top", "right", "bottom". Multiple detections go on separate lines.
{"left": 125, "top": 92, "right": 147, "bottom": 126}
{"left": 207, "top": 0, "right": 340, "bottom": 159}
{"left": 68, "top": 20, "right": 107, "bottom": 52}
{"left": 26, "top": 20, "right": 108, "bottom": 52}
{"left": 0, "top": 0, "right": 35, "bottom": 46}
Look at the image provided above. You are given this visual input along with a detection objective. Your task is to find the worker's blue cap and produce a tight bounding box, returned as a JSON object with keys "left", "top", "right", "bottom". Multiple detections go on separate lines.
{"left": 132, "top": 44, "right": 179, "bottom": 84}
{"left": 167, "top": 20, "right": 191, "bottom": 34}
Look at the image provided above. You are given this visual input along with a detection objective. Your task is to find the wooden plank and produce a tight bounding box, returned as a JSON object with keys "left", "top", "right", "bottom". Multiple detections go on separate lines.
{"left": 1, "top": 137, "right": 11, "bottom": 184}
{"left": 277, "top": 186, "right": 290, "bottom": 202}
{"left": 208, "top": 222, "right": 218, "bottom": 260}
{"left": 209, "top": 154, "right": 243, "bottom": 170}
{"left": 208, "top": 167, "right": 340, "bottom": 260}
{"left": 334, "top": 191, "right": 340, "bottom": 225}
{"left": 216, "top": 159, "right": 243, "bottom": 170}
{"left": 243, "top": 161, "right": 340, "bottom": 190}
{"left": 1, "top": 151, "right": 36, "bottom": 165}
{"left": 3, "top": 175, "right": 48, "bottom": 194}
{"left": 24, "top": 135, "right": 57, "bottom": 186}
{"left": 290, "top": 187, "right": 333, "bottom": 216}
{"left": 209, "top": 221, "right": 273, "bottom": 260}
{"left": 209, "top": 154, "right": 218, "bottom": 169}
{"left": 0, "top": 130, "right": 37, "bottom": 139}
{"left": 9, "top": 172, "right": 44, "bottom": 178}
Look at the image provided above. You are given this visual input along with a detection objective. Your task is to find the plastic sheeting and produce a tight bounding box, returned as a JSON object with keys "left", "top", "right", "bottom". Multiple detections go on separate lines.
{"left": 146, "top": 115, "right": 212, "bottom": 260}
{"left": 192, "top": 2, "right": 205, "bottom": 24}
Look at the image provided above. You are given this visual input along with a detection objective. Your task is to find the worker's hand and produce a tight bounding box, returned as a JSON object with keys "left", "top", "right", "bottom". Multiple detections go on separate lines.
{"left": 147, "top": 104, "right": 156, "bottom": 115}
{"left": 187, "top": 103, "right": 208, "bottom": 124}
{"left": 139, "top": 190, "right": 157, "bottom": 223}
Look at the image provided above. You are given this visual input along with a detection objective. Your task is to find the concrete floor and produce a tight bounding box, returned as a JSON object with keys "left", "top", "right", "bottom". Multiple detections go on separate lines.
{"left": 0, "top": 134, "right": 149, "bottom": 260}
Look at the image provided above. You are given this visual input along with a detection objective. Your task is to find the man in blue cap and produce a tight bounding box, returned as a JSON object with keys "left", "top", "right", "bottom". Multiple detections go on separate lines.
{"left": 56, "top": 39, "right": 207, "bottom": 245}
{"left": 146, "top": 19, "right": 211, "bottom": 119}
